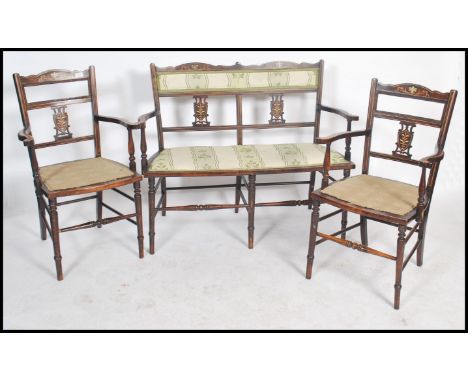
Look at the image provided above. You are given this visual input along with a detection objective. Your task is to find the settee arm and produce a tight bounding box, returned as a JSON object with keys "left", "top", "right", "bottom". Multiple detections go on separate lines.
{"left": 319, "top": 105, "right": 359, "bottom": 122}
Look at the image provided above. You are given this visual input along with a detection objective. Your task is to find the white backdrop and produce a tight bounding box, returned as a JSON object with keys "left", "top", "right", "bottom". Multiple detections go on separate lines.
{"left": 3, "top": 51, "right": 465, "bottom": 217}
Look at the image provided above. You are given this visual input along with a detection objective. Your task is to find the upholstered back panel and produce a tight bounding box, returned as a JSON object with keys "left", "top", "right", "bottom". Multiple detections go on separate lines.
{"left": 156, "top": 67, "right": 320, "bottom": 95}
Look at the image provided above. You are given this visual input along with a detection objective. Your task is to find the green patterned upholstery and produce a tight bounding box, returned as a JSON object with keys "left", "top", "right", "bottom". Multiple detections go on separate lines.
{"left": 157, "top": 68, "right": 320, "bottom": 94}
{"left": 148, "top": 143, "right": 348, "bottom": 173}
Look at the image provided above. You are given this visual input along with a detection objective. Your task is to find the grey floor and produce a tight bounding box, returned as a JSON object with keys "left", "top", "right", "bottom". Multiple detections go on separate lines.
{"left": 3, "top": 184, "right": 465, "bottom": 330}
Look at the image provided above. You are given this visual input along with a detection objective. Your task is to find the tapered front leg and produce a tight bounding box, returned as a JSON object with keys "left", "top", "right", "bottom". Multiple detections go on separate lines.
{"left": 148, "top": 177, "right": 156, "bottom": 255}
{"left": 308, "top": 172, "right": 316, "bottom": 210}
{"left": 96, "top": 191, "right": 103, "bottom": 228}
{"left": 247, "top": 174, "right": 256, "bottom": 249}
{"left": 49, "top": 198, "right": 63, "bottom": 281}
{"left": 306, "top": 200, "right": 320, "bottom": 279}
{"left": 394, "top": 225, "right": 406, "bottom": 310}
{"left": 133, "top": 182, "right": 144, "bottom": 259}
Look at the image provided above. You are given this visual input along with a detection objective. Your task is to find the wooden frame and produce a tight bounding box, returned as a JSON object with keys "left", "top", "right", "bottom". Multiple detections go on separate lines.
{"left": 138, "top": 61, "right": 359, "bottom": 253}
{"left": 14, "top": 66, "right": 145, "bottom": 280}
{"left": 306, "top": 78, "right": 458, "bottom": 309}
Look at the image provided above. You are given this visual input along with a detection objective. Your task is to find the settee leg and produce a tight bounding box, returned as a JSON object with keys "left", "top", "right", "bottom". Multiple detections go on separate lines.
{"left": 248, "top": 174, "right": 256, "bottom": 249}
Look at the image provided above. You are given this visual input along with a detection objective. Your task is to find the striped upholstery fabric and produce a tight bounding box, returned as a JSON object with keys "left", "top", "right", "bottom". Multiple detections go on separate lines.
{"left": 148, "top": 143, "right": 348, "bottom": 173}
{"left": 157, "top": 68, "right": 320, "bottom": 94}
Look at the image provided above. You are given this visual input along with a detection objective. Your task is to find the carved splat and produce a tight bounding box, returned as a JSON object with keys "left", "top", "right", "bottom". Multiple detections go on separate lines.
{"left": 393, "top": 121, "right": 415, "bottom": 159}
{"left": 52, "top": 106, "right": 72, "bottom": 140}
{"left": 192, "top": 96, "right": 210, "bottom": 127}
{"left": 269, "top": 95, "right": 285, "bottom": 124}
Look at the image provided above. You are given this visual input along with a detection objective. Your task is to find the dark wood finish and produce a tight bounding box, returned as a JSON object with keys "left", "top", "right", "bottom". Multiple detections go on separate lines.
{"left": 306, "top": 78, "right": 458, "bottom": 309}
{"left": 14, "top": 66, "right": 145, "bottom": 280}
{"left": 140, "top": 60, "right": 359, "bottom": 251}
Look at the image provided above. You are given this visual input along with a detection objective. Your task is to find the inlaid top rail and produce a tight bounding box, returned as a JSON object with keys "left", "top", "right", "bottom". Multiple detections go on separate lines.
{"left": 377, "top": 82, "right": 450, "bottom": 103}
{"left": 20, "top": 69, "right": 90, "bottom": 86}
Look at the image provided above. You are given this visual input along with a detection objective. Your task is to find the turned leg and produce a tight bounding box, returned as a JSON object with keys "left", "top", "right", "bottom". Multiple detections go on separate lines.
{"left": 308, "top": 172, "right": 316, "bottom": 210}
{"left": 247, "top": 174, "right": 256, "bottom": 249}
{"left": 96, "top": 191, "right": 103, "bottom": 228}
{"left": 49, "top": 198, "right": 63, "bottom": 281}
{"left": 306, "top": 200, "right": 320, "bottom": 279}
{"left": 234, "top": 176, "right": 241, "bottom": 213}
{"left": 394, "top": 225, "right": 406, "bottom": 310}
{"left": 161, "top": 177, "right": 167, "bottom": 217}
{"left": 360, "top": 217, "right": 368, "bottom": 246}
{"left": 133, "top": 182, "right": 144, "bottom": 259}
{"left": 148, "top": 177, "right": 156, "bottom": 255}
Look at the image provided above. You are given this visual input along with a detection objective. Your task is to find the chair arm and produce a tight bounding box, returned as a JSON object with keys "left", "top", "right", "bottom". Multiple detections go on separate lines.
{"left": 319, "top": 105, "right": 359, "bottom": 122}
{"left": 419, "top": 151, "right": 444, "bottom": 167}
{"left": 18, "top": 129, "right": 34, "bottom": 145}
{"left": 95, "top": 115, "right": 143, "bottom": 130}
{"left": 316, "top": 129, "right": 370, "bottom": 145}
{"left": 137, "top": 110, "right": 157, "bottom": 124}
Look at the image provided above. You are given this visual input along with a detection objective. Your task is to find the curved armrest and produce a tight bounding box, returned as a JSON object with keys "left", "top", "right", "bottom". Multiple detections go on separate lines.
{"left": 316, "top": 129, "right": 370, "bottom": 145}
{"left": 419, "top": 151, "right": 444, "bottom": 166}
{"left": 18, "top": 129, "right": 34, "bottom": 145}
{"left": 137, "top": 110, "right": 157, "bottom": 124}
{"left": 319, "top": 105, "right": 359, "bottom": 122}
{"left": 95, "top": 115, "right": 143, "bottom": 130}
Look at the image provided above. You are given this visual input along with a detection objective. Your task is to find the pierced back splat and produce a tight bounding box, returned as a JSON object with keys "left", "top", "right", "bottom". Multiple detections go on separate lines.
{"left": 193, "top": 96, "right": 210, "bottom": 127}
{"left": 392, "top": 121, "right": 415, "bottom": 159}
{"left": 269, "top": 95, "right": 285, "bottom": 124}
{"left": 52, "top": 106, "right": 72, "bottom": 140}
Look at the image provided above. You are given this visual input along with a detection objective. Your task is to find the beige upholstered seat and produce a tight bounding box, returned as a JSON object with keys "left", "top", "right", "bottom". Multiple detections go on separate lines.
{"left": 321, "top": 174, "right": 419, "bottom": 216}
{"left": 148, "top": 143, "right": 349, "bottom": 173}
{"left": 40, "top": 157, "right": 135, "bottom": 192}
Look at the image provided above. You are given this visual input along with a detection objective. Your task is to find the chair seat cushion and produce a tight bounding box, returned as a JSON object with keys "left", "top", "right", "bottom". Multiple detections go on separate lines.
{"left": 148, "top": 143, "right": 349, "bottom": 173}
{"left": 321, "top": 174, "right": 419, "bottom": 216}
{"left": 40, "top": 157, "right": 135, "bottom": 192}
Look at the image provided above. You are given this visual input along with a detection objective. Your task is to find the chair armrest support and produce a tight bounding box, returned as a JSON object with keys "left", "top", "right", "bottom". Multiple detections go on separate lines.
{"left": 316, "top": 129, "right": 370, "bottom": 145}
{"left": 95, "top": 114, "right": 145, "bottom": 172}
{"left": 95, "top": 115, "right": 143, "bottom": 130}
{"left": 318, "top": 129, "right": 370, "bottom": 188}
{"left": 136, "top": 111, "right": 157, "bottom": 173}
{"left": 319, "top": 105, "right": 359, "bottom": 122}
